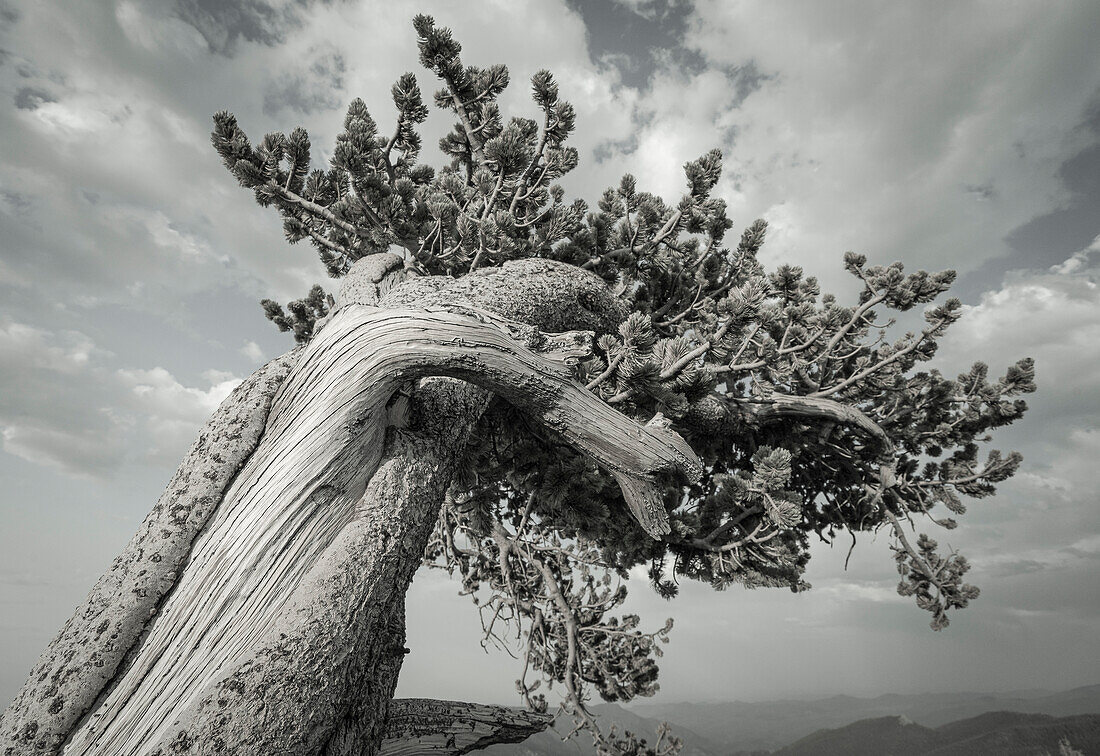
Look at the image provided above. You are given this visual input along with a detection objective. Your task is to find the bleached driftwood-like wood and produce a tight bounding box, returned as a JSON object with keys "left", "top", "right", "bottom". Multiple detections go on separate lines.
{"left": 379, "top": 699, "right": 553, "bottom": 756}
{"left": 2, "top": 257, "right": 653, "bottom": 756}
{"left": 57, "top": 303, "right": 700, "bottom": 756}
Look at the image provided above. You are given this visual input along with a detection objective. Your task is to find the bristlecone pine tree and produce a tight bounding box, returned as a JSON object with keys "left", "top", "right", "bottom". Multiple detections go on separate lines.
{"left": 2, "top": 15, "right": 1035, "bottom": 756}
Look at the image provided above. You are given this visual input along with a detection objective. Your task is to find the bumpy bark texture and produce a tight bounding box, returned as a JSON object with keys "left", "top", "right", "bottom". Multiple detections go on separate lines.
{"left": 0, "top": 351, "right": 301, "bottom": 756}
{"left": 144, "top": 378, "right": 493, "bottom": 756}
{"left": 3, "top": 257, "right": 694, "bottom": 756}
{"left": 378, "top": 258, "right": 628, "bottom": 335}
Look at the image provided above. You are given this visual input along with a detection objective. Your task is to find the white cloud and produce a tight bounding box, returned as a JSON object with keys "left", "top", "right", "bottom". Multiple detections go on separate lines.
{"left": 918, "top": 243, "right": 1100, "bottom": 627}
{"left": 1069, "top": 533, "right": 1100, "bottom": 555}
{"left": 0, "top": 319, "right": 244, "bottom": 475}
{"left": 239, "top": 340, "right": 264, "bottom": 362}
{"left": 0, "top": 422, "right": 124, "bottom": 478}
{"left": 942, "top": 241, "right": 1100, "bottom": 412}
{"left": 604, "top": 67, "right": 739, "bottom": 198}
{"left": 21, "top": 99, "right": 119, "bottom": 139}
{"left": 1050, "top": 235, "right": 1099, "bottom": 275}
{"left": 612, "top": 0, "right": 662, "bottom": 20}
{"left": 118, "top": 366, "right": 241, "bottom": 460}
{"left": 610, "top": 0, "right": 690, "bottom": 22}
{"left": 114, "top": 0, "right": 207, "bottom": 58}
{"left": 978, "top": 536, "right": 1100, "bottom": 578}
{"left": 0, "top": 320, "right": 106, "bottom": 373}
{"left": 0, "top": 321, "right": 126, "bottom": 476}
{"left": 584, "top": 1, "right": 1100, "bottom": 294}
{"left": 0, "top": 258, "right": 29, "bottom": 288}
{"left": 101, "top": 204, "right": 227, "bottom": 263}
{"left": 1016, "top": 471, "right": 1073, "bottom": 501}
{"left": 815, "top": 579, "right": 905, "bottom": 605}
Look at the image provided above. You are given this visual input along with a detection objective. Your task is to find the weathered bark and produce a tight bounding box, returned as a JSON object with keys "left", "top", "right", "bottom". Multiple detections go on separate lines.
{"left": 2, "top": 257, "right": 698, "bottom": 756}
{"left": 0, "top": 351, "right": 302, "bottom": 756}
{"left": 136, "top": 377, "right": 495, "bottom": 756}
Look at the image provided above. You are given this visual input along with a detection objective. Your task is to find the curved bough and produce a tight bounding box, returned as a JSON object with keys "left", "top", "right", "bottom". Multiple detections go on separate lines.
{"left": 4, "top": 264, "right": 700, "bottom": 756}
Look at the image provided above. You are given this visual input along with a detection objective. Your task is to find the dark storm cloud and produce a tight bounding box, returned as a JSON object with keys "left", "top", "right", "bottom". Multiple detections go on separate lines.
{"left": 172, "top": 0, "right": 334, "bottom": 56}
{"left": 958, "top": 98, "right": 1100, "bottom": 299}
{"left": 12, "top": 85, "right": 53, "bottom": 110}
{"left": 0, "top": 1, "right": 18, "bottom": 29}
{"left": 566, "top": 0, "right": 703, "bottom": 89}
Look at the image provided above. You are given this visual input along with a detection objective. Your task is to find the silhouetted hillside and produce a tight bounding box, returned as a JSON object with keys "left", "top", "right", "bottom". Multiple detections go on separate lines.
{"left": 933, "top": 710, "right": 1057, "bottom": 744}
{"left": 773, "top": 711, "right": 1100, "bottom": 755}
{"left": 774, "top": 715, "right": 938, "bottom": 755}
{"left": 634, "top": 685, "right": 1100, "bottom": 752}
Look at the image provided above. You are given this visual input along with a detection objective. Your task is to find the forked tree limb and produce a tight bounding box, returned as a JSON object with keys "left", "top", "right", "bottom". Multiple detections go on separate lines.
{"left": 299, "top": 303, "right": 701, "bottom": 538}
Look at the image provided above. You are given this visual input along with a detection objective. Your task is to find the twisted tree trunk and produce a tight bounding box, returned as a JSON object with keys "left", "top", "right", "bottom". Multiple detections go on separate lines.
{"left": 1, "top": 257, "right": 700, "bottom": 756}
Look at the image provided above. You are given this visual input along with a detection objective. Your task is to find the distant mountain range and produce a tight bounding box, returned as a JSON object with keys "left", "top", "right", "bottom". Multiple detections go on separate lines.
{"left": 484, "top": 685, "right": 1100, "bottom": 755}
{"left": 772, "top": 711, "right": 1100, "bottom": 755}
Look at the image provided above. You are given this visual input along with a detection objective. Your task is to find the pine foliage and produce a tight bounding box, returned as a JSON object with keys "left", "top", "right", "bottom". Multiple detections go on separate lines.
{"left": 213, "top": 15, "right": 1035, "bottom": 755}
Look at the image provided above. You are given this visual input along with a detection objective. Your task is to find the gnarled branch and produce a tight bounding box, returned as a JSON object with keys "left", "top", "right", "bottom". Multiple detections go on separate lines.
{"left": 57, "top": 301, "right": 698, "bottom": 755}
{"left": 683, "top": 391, "right": 893, "bottom": 456}
{"left": 379, "top": 699, "right": 553, "bottom": 756}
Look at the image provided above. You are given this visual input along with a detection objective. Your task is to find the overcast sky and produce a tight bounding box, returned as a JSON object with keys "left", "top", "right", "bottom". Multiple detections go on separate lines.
{"left": 2, "top": 0, "right": 1099, "bottom": 710}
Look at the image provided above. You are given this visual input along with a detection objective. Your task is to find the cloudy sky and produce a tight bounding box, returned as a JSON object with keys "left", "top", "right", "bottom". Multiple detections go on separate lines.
{"left": 2, "top": 0, "right": 1099, "bottom": 710}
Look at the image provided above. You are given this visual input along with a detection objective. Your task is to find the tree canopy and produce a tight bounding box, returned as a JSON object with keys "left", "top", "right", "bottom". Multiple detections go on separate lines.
{"left": 211, "top": 14, "right": 1035, "bottom": 754}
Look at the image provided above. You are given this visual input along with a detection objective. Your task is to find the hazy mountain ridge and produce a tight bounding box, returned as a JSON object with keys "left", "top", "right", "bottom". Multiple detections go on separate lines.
{"left": 633, "top": 684, "right": 1100, "bottom": 752}
{"left": 772, "top": 711, "right": 1100, "bottom": 755}
{"left": 485, "top": 685, "right": 1100, "bottom": 755}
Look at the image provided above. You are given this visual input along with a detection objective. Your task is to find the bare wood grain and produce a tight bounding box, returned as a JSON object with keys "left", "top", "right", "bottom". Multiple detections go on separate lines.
{"left": 59, "top": 304, "right": 698, "bottom": 755}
